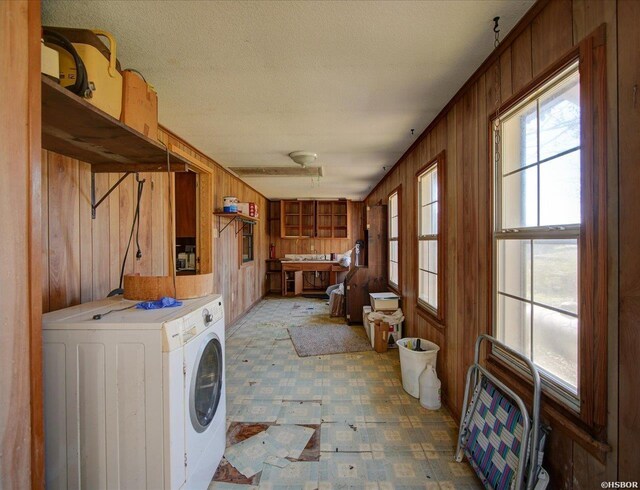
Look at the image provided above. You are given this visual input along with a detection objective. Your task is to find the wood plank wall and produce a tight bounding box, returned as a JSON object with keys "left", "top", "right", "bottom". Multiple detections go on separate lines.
{"left": 267, "top": 200, "right": 365, "bottom": 257}
{"left": 41, "top": 129, "right": 269, "bottom": 327}
{"left": 364, "top": 0, "right": 630, "bottom": 485}
{"left": 0, "top": 0, "right": 43, "bottom": 486}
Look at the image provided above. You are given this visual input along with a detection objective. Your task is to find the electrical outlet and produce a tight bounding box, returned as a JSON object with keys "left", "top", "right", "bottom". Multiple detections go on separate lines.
{"left": 310, "top": 244, "right": 315, "bottom": 251}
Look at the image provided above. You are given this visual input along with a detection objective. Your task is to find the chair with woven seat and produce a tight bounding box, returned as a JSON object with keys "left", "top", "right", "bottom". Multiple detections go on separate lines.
{"left": 455, "top": 334, "right": 550, "bottom": 490}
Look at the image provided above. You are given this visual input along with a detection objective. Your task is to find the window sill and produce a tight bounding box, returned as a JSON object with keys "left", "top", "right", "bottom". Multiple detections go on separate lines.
{"left": 239, "top": 261, "right": 254, "bottom": 270}
{"left": 487, "top": 355, "right": 610, "bottom": 463}
{"left": 416, "top": 303, "right": 445, "bottom": 331}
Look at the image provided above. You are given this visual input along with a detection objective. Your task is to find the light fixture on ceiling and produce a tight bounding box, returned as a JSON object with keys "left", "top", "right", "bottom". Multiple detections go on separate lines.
{"left": 289, "top": 151, "right": 317, "bottom": 168}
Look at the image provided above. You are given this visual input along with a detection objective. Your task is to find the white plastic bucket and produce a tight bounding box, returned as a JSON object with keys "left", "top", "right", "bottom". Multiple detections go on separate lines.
{"left": 396, "top": 338, "right": 439, "bottom": 398}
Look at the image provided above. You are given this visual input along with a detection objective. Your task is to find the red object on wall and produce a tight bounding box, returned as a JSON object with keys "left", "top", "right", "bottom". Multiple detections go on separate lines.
{"left": 269, "top": 243, "right": 276, "bottom": 259}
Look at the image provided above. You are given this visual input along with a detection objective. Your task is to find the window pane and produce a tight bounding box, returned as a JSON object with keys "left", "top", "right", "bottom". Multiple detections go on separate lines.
{"left": 496, "top": 294, "right": 531, "bottom": 358}
{"left": 389, "top": 262, "right": 398, "bottom": 286}
{"left": 539, "top": 150, "right": 580, "bottom": 226}
{"left": 533, "top": 239, "right": 578, "bottom": 314}
{"left": 389, "top": 240, "right": 398, "bottom": 263}
{"left": 532, "top": 305, "right": 578, "bottom": 392}
{"left": 390, "top": 215, "right": 398, "bottom": 238}
{"left": 428, "top": 272, "right": 438, "bottom": 309}
{"left": 389, "top": 193, "right": 397, "bottom": 217}
{"left": 418, "top": 240, "right": 429, "bottom": 270}
{"left": 421, "top": 172, "right": 432, "bottom": 205}
{"left": 539, "top": 71, "right": 580, "bottom": 161}
{"left": 502, "top": 101, "right": 537, "bottom": 174}
{"left": 502, "top": 167, "right": 538, "bottom": 229}
{"left": 427, "top": 240, "right": 437, "bottom": 274}
{"left": 431, "top": 169, "right": 438, "bottom": 202}
{"left": 498, "top": 239, "right": 531, "bottom": 300}
{"left": 419, "top": 270, "right": 429, "bottom": 304}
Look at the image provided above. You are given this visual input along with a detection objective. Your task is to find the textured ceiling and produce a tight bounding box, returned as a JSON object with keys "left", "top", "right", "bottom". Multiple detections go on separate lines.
{"left": 43, "top": 0, "right": 533, "bottom": 200}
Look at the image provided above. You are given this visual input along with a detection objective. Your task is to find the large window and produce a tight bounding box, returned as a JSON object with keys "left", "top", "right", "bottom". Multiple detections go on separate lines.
{"left": 417, "top": 152, "right": 445, "bottom": 320}
{"left": 388, "top": 189, "right": 400, "bottom": 290}
{"left": 494, "top": 62, "right": 582, "bottom": 408}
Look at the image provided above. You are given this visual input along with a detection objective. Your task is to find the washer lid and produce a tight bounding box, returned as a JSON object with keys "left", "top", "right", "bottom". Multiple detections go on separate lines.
{"left": 43, "top": 294, "right": 223, "bottom": 330}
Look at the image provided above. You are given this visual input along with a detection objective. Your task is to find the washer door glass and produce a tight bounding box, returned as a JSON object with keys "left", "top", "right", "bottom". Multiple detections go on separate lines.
{"left": 190, "top": 336, "right": 223, "bottom": 432}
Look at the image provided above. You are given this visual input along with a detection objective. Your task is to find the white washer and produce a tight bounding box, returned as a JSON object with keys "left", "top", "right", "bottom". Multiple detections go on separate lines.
{"left": 42, "top": 294, "right": 226, "bottom": 490}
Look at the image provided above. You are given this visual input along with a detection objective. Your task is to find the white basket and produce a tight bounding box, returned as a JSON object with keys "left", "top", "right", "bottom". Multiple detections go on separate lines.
{"left": 396, "top": 338, "right": 439, "bottom": 398}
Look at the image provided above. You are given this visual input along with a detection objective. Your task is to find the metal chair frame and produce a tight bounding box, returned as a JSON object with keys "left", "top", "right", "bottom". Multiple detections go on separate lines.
{"left": 455, "top": 334, "right": 544, "bottom": 490}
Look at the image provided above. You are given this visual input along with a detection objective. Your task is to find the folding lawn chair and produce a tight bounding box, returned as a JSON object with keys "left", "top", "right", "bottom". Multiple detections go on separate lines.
{"left": 455, "top": 334, "right": 550, "bottom": 490}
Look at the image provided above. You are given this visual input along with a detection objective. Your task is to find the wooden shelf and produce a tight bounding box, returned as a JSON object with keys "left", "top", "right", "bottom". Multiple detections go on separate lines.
{"left": 41, "top": 75, "right": 189, "bottom": 173}
{"left": 213, "top": 211, "right": 258, "bottom": 223}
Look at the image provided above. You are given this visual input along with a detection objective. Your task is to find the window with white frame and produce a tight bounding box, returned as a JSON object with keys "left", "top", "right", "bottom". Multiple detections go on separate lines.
{"left": 418, "top": 163, "right": 439, "bottom": 313}
{"left": 388, "top": 190, "right": 399, "bottom": 289}
{"left": 494, "top": 61, "right": 581, "bottom": 407}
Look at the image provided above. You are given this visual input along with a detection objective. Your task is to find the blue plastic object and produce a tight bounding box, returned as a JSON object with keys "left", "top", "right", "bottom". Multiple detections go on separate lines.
{"left": 136, "top": 296, "right": 183, "bottom": 310}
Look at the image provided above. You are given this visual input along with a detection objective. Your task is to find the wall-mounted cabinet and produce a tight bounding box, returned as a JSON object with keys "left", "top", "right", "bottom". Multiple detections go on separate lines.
{"left": 280, "top": 199, "right": 349, "bottom": 239}
{"left": 280, "top": 200, "right": 316, "bottom": 238}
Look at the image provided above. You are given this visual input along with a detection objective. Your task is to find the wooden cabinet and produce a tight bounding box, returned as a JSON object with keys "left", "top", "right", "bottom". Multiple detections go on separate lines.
{"left": 281, "top": 200, "right": 315, "bottom": 238}
{"left": 175, "top": 172, "right": 196, "bottom": 238}
{"left": 281, "top": 199, "right": 349, "bottom": 239}
{"left": 316, "top": 200, "right": 349, "bottom": 238}
{"left": 344, "top": 204, "right": 388, "bottom": 323}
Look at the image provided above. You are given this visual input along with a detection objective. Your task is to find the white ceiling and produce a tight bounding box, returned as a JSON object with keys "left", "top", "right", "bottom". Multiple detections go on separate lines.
{"left": 43, "top": 0, "right": 533, "bottom": 200}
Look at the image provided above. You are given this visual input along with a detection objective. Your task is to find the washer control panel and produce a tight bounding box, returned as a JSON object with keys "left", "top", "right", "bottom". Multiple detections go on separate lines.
{"left": 181, "top": 299, "right": 224, "bottom": 344}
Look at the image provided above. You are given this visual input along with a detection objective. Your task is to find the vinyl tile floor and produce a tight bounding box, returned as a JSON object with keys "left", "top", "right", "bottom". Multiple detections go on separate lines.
{"left": 211, "top": 296, "right": 481, "bottom": 489}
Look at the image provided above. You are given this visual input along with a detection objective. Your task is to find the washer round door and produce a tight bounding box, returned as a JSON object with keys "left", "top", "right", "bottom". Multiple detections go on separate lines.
{"left": 189, "top": 332, "right": 223, "bottom": 433}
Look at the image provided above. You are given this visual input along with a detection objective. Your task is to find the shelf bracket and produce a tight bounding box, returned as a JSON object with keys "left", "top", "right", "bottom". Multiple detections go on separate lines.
{"left": 91, "top": 172, "right": 133, "bottom": 219}
{"left": 216, "top": 215, "right": 238, "bottom": 234}
{"left": 235, "top": 220, "right": 251, "bottom": 236}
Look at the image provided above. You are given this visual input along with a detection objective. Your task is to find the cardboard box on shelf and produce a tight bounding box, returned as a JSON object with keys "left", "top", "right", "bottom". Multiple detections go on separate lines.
{"left": 121, "top": 70, "right": 158, "bottom": 139}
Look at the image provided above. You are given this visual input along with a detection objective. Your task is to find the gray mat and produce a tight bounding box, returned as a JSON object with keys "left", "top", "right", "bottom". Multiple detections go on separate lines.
{"left": 288, "top": 325, "right": 372, "bottom": 357}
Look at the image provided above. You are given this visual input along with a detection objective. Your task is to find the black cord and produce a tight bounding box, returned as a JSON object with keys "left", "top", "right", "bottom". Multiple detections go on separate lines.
{"left": 92, "top": 303, "right": 136, "bottom": 320}
{"left": 113, "top": 175, "right": 145, "bottom": 294}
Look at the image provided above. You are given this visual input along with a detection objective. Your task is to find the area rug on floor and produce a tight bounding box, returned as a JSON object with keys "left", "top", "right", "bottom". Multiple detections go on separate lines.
{"left": 288, "top": 324, "right": 372, "bottom": 357}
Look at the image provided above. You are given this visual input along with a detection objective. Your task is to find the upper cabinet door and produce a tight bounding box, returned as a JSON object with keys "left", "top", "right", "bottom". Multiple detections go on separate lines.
{"left": 280, "top": 200, "right": 349, "bottom": 239}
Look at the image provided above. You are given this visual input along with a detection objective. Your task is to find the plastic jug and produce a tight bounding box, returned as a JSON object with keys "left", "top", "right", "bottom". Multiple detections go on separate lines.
{"left": 419, "top": 365, "right": 441, "bottom": 410}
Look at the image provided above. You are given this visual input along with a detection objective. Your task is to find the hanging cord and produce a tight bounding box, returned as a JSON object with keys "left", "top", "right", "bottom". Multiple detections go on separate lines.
{"left": 493, "top": 17, "right": 502, "bottom": 180}
{"left": 108, "top": 174, "right": 145, "bottom": 296}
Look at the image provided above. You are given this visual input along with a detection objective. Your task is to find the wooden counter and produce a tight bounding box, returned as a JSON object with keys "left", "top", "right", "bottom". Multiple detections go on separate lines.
{"left": 280, "top": 261, "right": 348, "bottom": 296}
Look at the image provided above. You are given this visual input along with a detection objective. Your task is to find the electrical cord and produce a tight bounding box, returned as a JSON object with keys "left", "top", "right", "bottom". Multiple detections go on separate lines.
{"left": 92, "top": 303, "right": 136, "bottom": 320}
{"left": 108, "top": 174, "right": 145, "bottom": 297}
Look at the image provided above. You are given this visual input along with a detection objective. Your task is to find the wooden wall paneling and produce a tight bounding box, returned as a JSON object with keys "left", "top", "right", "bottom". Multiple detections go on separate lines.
{"left": 454, "top": 99, "right": 466, "bottom": 415}
{"left": 511, "top": 26, "right": 533, "bottom": 94}
{"left": 108, "top": 173, "right": 121, "bottom": 291}
{"left": 462, "top": 84, "right": 480, "bottom": 414}
{"left": 48, "top": 153, "right": 81, "bottom": 311}
{"left": 0, "top": 0, "right": 43, "bottom": 484}
{"left": 78, "top": 162, "right": 93, "bottom": 302}
{"left": 531, "top": 0, "right": 574, "bottom": 76}
{"left": 91, "top": 173, "right": 111, "bottom": 299}
{"left": 444, "top": 108, "right": 458, "bottom": 409}
{"left": 617, "top": 0, "right": 639, "bottom": 480}
{"left": 500, "top": 46, "right": 514, "bottom": 102}
{"left": 545, "top": 429, "right": 575, "bottom": 488}
{"left": 150, "top": 173, "right": 166, "bottom": 276}
{"left": 118, "top": 173, "right": 136, "bottom": 278}
{"left": 477, "top": 74, "right": 490, "bottom": 350}
{"left": 138, "top": 172, "right": 154, "bottom": 275}
{"left": 41, "top": 150, "right": 50, "bottom": 312}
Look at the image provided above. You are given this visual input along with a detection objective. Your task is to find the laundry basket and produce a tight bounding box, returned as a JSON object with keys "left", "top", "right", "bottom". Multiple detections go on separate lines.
{"left": 396, "top": 338, "right": 439, "bottom": 398}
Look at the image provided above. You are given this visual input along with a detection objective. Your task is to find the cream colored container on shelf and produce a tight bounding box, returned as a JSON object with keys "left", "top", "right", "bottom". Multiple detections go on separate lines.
{"left": 46, "top": 27, "right": 123, "bottom": 119}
